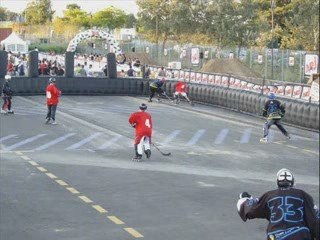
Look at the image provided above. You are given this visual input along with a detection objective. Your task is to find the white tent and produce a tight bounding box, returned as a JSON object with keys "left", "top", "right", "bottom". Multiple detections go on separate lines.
{"left": 0, "top": 32, "right": 28, "bottom": 53}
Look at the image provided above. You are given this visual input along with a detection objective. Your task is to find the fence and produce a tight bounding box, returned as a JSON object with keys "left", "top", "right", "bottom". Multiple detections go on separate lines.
{"left": 120, "top": 40, "right": 319, "bottom": 84}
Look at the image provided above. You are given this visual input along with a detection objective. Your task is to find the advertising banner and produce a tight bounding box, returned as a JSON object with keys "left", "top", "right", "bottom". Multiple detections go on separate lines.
{"left": 191, "top": 47, "right": 200, "bottom": 65}
{"left": 304, "top": 54, "right": 319, "bottom": 75}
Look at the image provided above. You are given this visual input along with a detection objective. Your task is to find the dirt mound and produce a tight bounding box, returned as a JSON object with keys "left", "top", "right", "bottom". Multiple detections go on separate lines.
{"left": 201, "top": 59, "right": 263, "bottom": 84}
{"left": 124, "top": 52, "right": 157, "bottom": 65}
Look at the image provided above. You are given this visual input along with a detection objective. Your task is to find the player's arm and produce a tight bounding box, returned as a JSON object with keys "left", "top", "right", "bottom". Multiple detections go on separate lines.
{"left": 237, "top": 192, "right": 267, "bottom": 221}
{"left": 303, "top": 192, "right": 319, "bottom": 239}
{"left": 262, "top": 101, "right": 269, "bottom": 117}
{"left": 128, "top": 113, "right": 136, "bottom": 128}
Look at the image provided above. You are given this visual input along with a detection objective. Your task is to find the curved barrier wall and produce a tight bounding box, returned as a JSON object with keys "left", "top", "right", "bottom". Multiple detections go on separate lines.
{"left": 0, "top": 76, "right": 318, "bottom": 130}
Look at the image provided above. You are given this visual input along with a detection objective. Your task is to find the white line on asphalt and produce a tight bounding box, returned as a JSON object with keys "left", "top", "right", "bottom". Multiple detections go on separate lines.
{"left": 240, "top": 128, "right": 252, "bottom": 143}
{"left": 161, "top": 130, "right": 181, "bottom": 146}
{"left": 269, "top": 130, "right": 275, "bottom": 142}
{"left": 187, "top": 129, "right": 206, "bottom": 146}
{"left": 0, "top": 135, "right": 17, "bottom": 143}
{"left": 98, "top": 135, "right": 123, "bottom": 150}
{"left": 214, "top": 129, "right": 229, "bottom": 144}
{"left": 33, "top": 133, "right": 76, "bottom": 151}
{"left": 66, "top": 132, "right": 102, "bottom": 150}
{"left": 4, "top": 134, "right": 47, "bottom": 151}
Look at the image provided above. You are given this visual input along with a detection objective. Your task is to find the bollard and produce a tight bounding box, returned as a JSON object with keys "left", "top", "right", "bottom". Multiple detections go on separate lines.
{"left": 28, "top": 50, "right": 39, "bottom": 77}
{"left": 0, "top": 50, "right": 8, "bottom": 78}
{"left": 65, "top": 51, "right": 75, "bottom": 78}
{"left": 107, "top": 53, "right": 117, "bottom": 79}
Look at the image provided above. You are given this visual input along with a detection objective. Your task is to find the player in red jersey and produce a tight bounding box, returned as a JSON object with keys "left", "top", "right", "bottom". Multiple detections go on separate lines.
{"left": 45, "top": 78, "right": 61, "bottom": 125}
{"left": 128, "top": 103, "right": 152, "bottom": 161}
{"left": 173, "top": 79, "right": 193, "bottom": 105}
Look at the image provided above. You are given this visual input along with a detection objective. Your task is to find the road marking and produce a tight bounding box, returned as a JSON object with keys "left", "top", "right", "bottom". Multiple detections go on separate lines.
{"left": 21, "top": 155, "right": 31, "bottom": 160}
{"left": 28, "top": 161, "right": 38, "bottom": 166}
{"left": 4, "top": 134, "right": 47, "bottom": 151}
{"left": 0, "top": 134, "right": 17, "bottom": 143}
{"left": 274, "top": 142, "right": 283, "bottom": 145}
{"left": 214, "top": 128, "right": 229, "bottom": 144}
{"left": 268, "top": 130, "right": 274, "bottom": 142}
{"left": 240, "top": 128, "right": 252, "bottom": 143}
{"left": 108, "top": 216, "right": 124, "bottom": 225}
{"left": 78, "top": 196, "right": 93, "bottom": 203}
{"left": 66, "top": 133, "right": 102, "bottom": 150}
{"left": 56, "top": 180, "right": 68, "bottom": 186}
{"left": 187, "top": 129, "right": 206, "bottom": 146}
{"left": 92, "top": 205, "right": 108, "bottom": 213}
{"left": 287, "top": 145, "right": 298, "bottom": 149}
{"left": 303, "top": 149, "right": 318, "bottom": 155}
{"left": 37, "top": 167, "right": 47, "bottom": 172}
{"left": 66, "top": 187, "right": 80, "bottom": 194}
{"left": 46, "top": 173, "right": 58, "bottom": 179}
{"left": 124, "top": 228, "right": 144, "bottom": 238}
{"left": 161, "top": 130, "right": 181, "bottom": 145}
{"left": 33, "top": 133, "right": 76, "bottom": 151}
{"left": 15, "top": 151, "right": 23, "bottom": 155}
{"left": 98, "top": 135, "right": 122, "bottom": 150}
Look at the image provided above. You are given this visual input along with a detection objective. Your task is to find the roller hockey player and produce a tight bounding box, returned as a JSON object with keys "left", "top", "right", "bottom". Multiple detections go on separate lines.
{"left": 148, "top": 78, "right": 169, "bottom": 102}
{"left": 237, "top": 168, "right": 319, "bottom": 240}
{"left": 1, "top": 75, "right": 14, "bottom": 114}
{"left": 260, "top": 92, "right": 290, "bottom": 142}
{"left": 128, "top": 103, "right": 152, "bottom": 161}
{"left": 172, "top": 79, "right": 193, "bottom": 105}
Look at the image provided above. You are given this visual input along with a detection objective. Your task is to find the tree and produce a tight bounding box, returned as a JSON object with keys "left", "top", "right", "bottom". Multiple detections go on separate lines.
{"left": 0, "top": 7, "right": 7, "bottom": 21}
{"left": 91, "top": 6, "right": 127, "bottom": 29}
{"left": 23, "top": 0, "right": 55, "bottom": 24}
{"left": 0, "top": 7, "right": 19, "bottom": 21}
{"left": 124, "top": 14, "right": 137, "bottom": 28}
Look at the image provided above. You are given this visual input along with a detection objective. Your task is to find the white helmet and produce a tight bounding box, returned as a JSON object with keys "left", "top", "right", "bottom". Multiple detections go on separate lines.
{"left": 277, "top": 168, "right": 294, "bottom": 188}
{"left": 5, "top": 75, "right": 11, "bottom": 81}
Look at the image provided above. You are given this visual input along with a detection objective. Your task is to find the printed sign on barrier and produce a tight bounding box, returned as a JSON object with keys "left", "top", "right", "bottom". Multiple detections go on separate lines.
{"left": 292, "top": 85, "right": 302, "bottom": 98}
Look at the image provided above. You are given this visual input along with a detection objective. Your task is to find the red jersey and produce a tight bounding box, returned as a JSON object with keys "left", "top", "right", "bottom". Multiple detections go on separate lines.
{"left": 129, "top": 111, "right": 152, "bottom": 137}
{"left": 46, "top": 83, "right": 61, "bottom": 105}
{"left": 175, "top": 82, "right": 187, "bottom": 93}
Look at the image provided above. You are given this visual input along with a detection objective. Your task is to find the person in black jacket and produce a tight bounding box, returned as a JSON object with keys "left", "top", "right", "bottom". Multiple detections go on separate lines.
{"left": 237, "top": 168, "right": 319, "bottom": 240}
{"left": 148, "top": 78, "right": 167, "bottom": 102}
{"left": 260, "top": 92, "right": 290, "bottom": 142}
{"left": 1, "top": 75, "right": 14, "bottom": 114}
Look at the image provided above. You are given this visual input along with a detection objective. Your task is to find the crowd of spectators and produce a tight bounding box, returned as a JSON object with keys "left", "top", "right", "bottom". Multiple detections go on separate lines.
{"left": 6, "top": 52, "right": 27, "bottom": 76}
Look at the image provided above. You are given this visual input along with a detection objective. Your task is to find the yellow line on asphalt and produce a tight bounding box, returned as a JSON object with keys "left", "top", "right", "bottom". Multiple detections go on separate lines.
{"left": 37, "top": 167, "right": 47, "bottom": 172}
{"left": 28, "top": 161, "right": 38, "bottom": 166}
{"left": 21, "top": 155, "right": 31, "bottom": 160}
{"left": 92, "top": 205, "right": 108, "bottom": 213}
{"left": 124, "top": 228, "right": 144, "bottom": 238}
{"left": 108, "top": 216, "right": 124, "bottom": 225}
{"left": 56, "top": 180, "right": 68, "bottom": 186}
{"left": 66, "top": 187, "right": 80, "bottom": 194}
{"left": 15, "top": 151, "right": 23, "bottom": 155}
{"left": 78, "top": 196, "right": 93, "bottom": 203}
{"left": 46, "top": 173, "right": 58, "bottom": 179}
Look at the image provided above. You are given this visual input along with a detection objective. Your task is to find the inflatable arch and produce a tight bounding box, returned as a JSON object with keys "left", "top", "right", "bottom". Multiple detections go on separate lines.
{"left": 67, "top": 29, "right": 122, "bottom": 55}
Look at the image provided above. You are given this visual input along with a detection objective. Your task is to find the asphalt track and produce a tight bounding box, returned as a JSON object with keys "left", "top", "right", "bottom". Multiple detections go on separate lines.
{"left": 0, "top": 95, "right": 319, "bottom": 240}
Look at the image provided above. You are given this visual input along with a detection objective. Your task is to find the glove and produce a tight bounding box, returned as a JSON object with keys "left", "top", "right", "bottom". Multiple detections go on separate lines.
{"left": 131, "top": 123, "right": 136, "bottom": 128}
{"left": 239, "top": 192, "right": 251, "bottom": 199}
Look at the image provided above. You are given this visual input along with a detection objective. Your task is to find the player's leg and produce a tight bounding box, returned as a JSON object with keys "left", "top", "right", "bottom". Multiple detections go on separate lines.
{"left": 132, "top": 135, "right": 143, "bottom": 161}
{"left": 7, "top": 97, "right": 13, "bottom": 113}
{"left": 143, "top": 136, "right": 151, "bottom": 159}
{"left": 1, "top": 97, "right": 8, "bottom": 113}
{"left": 149, "top": 87, "right": 156, "bottom": 102}
{"left": 261, "top": 120, "right": 274, "bottom": 142}
{"left": 46, "top": 105, "right": 52, "bottom": 124}
{"left": 274, "top": 120, "right": 290, "bottom": 139}
{"left": 50, "top": 105, "right": 58, "bottom": 124}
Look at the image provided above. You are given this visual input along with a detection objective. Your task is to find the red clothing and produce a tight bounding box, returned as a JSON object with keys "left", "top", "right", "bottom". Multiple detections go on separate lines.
{"left": 129, "top": 111, "right": 152, "bottom": 144}
{"left": 46, "top": 83, "right": 61, "bottom": 105}
{"left": 175, "top": 82, "right": 187, "bottom": 93}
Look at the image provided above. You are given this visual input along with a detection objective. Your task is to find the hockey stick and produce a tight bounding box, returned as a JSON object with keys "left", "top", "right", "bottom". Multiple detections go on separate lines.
{"left": 151, "top": 143, "right": 171, "bottom": 156}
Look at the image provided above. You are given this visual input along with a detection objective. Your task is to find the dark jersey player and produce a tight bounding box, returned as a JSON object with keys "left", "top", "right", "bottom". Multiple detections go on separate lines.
{"left": 148, "top": 78, "right": 166, "bottom": 102}
{"left": 237, "top": 168, "right": 319, "bottom": 240}
{"left": 261, "top": 92, "right": 290, "bottom": 142}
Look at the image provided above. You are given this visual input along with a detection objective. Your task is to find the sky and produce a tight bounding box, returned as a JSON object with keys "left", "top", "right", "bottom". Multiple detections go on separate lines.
{"left": 0, "top": 0, "right": 139, "bottom": 16}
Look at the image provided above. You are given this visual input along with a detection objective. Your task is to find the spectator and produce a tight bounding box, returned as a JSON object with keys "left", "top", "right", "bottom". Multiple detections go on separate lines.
{"left": 103, "top": 65, "right": 108, "bottom": 77}
{"left": 79, "top": 65, "right": 87, "bottom": 77}
{"left": 56, "top": 65, "right": 65, "bottom": 76}
{"left": 7, "top": 61, "right": 14, "bottom": 76}
{"left": 158, "top": 66, "right": 166, "bottom": 78}
{"left": 87, "top": 64, "right": 94, "bottom": 77}
{"left": 75, "top": 63, "right": 82, "bottom": 76}
{"left": 127, "top": 66, "right": 134, "bottom": 77}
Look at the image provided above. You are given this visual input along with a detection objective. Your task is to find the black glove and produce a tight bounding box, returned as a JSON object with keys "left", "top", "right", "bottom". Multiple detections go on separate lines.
{"left": 131, "top": 123, "right": 136, "bottom": 128}
{"left": 239, "top": 192, "right": 251, "bottom": 199}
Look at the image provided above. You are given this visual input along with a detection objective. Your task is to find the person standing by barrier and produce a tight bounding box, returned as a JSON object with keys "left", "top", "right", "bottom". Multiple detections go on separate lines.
{"left": 128, "top": 103, "right": 152, "bottom": 161}
{"left": 173, "top": 79, "right": 193, "bottom": 105}
{"left": 45, "top": 78, "right": 61, "bottom": 125}
{"left": 148, "top": 78, "right": 167, "bottom": 102}
{"left": 260, "top": 92, "right": 290, "bottom": 142}
{"left": 237, "top": 168, "right": 319, "bottom": 240}
{"left": 1, "top": 75, "right": 14, "bottom": 114}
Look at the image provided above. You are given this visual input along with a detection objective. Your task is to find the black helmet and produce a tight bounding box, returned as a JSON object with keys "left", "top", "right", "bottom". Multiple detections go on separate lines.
{"left": 139, "top": 103, "right": 147, "bottom": 111}
{"left": 277, "top": 168, "right": 294, "bottom": 188}
{"left": 49, "top": 77, "right": 56, "bottom": 83}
